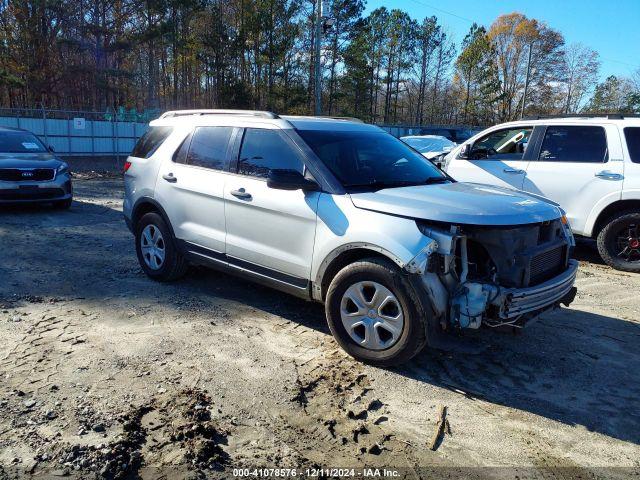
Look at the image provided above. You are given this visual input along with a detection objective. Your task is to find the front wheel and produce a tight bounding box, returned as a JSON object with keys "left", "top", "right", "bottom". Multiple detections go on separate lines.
{"left": 325, "top": 258, "right": 428, "bottom": 367}
{"left": 597, "top": 210, "right": 640, "bottom": 273}
{"left": 135, "top": 212, "right": 188, "bottom": 281}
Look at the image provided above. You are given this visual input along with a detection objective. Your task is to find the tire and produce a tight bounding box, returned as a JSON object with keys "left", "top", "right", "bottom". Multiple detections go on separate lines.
{"left": 325, "top": 257, "right": 428, "bottom": 367}
{"left": 53, "top": 198, "right": 72, "bottom": 210}
{"left": 597, "top": 210, "right": 640, "bottom": 273}
{"left": 135, "top": 212, "right": 188, "bottom": 281}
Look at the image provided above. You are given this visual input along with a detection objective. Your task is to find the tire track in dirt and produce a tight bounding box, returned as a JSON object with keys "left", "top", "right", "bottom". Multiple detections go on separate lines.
{"left": 0, "top": 303, "right": 88, "bottom": 395}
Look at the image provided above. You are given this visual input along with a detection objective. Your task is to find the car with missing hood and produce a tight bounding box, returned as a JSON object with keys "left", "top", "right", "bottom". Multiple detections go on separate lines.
{"left": 123, "top": 110, "right": 577, "bottom": 366}
{"left": 0, "top": 127, "right": 72, "bottom": 208}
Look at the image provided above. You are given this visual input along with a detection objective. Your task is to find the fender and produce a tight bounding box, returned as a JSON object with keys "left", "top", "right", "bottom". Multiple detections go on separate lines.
{"left": 312, "top": 242, "right": 406, "bottom": 301}
{"left": 130, "top": 196, "right": 177, "bottom": 238}
{"left": 310, "top": 193, "right": 434, "bottom": 301}
{"left": 583, "top": 190, "right": 625, "bottom": 237}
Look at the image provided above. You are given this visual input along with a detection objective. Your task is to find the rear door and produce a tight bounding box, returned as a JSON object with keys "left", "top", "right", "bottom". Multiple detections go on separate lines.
{"left": 622, "top": 126, "right": 640, "bottom": 200}
{"left": 446, "top": 126, "right": 534, "bottom": 190}
{"left": 155, "top": 126, "right": 238, "bottom": 255}
{"left": 223, "top": 127, "right": 320, "bottom": 287}
{"left": 522, "top": 124, "right": 623, "bottom": 235}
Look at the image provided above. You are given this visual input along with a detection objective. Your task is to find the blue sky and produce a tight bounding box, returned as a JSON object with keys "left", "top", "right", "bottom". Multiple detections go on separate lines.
{"left": 364, "top": 0, "right": 640, "bottom": 80}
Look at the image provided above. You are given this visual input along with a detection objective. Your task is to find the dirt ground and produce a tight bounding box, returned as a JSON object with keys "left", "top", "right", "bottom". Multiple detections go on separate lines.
{"left": 1, "top": 176, "right": 639, "bottom": 479}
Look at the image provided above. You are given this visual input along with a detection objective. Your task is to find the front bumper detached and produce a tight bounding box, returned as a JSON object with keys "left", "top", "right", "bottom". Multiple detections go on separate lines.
{"left": 496, "top": 260, "right": 579, "bottom": 319}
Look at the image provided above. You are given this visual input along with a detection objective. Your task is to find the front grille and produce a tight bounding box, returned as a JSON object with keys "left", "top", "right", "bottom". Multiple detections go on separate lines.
{"left": 0, "top": 168, "right": 55, "bottom": 182}
{"left": 0, "top": 188, "right": 64, "bottom": 200}
{"left": 530, "top": 246, "right": 565, "bottom": 285}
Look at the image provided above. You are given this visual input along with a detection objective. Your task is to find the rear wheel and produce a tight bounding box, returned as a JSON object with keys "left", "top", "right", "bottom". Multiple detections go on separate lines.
{"left": 135, "top": 212, "right": 188, "bottom": 281}
{"left": 325, "top": 258, "right": 427, "bottom": 367}
{"left": 597, "top": 210, "right": 640, "bottom": 273}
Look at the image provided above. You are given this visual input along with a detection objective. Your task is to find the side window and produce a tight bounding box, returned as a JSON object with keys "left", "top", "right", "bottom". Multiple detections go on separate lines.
{"left": 539, "top": 126, "right": 608, "bottom": 163}
{"left": 237, "top": 128, "right": 303, "bottom": 178}
{"left": 172, "top": 132, "right": 192, "bottom": 164}
{"left": 624, "top": 127, "right": 640, "bottom": 163}
{"left": 469, "top": 127, "right": 532, "bottom": 160}
{"left": 186, "top": 126, "right": 233, "bottom": 170}
{"left": 131, "top": 126, "right": 173, "bottom": 158}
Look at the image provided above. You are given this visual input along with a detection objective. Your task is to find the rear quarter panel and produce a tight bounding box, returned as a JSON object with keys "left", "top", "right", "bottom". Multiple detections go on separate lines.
{"left": 123, "top": 125, "right": 191, "bottom": 221}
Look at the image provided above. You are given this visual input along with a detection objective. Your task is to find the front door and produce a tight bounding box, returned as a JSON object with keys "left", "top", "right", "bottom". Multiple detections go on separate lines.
{"left": 446, "top": 126, "right": 534, "bottom": 190}
{"left": 224, "top": 127, "right": 320, "bottom": 288}
{"left": 522, "top": 124, "right": 624, "bottom": 235}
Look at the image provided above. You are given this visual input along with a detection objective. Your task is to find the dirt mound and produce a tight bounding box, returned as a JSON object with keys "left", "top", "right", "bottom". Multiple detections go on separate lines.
{"left": 50, "top": 389, "right": 229, "bottom": 478}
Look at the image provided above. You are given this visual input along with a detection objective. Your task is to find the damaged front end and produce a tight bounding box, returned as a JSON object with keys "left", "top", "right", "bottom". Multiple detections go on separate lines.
{"left": 406, "top": 217, "right": 578, "bottom": 331}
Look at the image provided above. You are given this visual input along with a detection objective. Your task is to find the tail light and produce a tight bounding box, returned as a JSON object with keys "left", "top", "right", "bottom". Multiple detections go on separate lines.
{"left": 124, "top": 161, "right": 132, "bottom": 172}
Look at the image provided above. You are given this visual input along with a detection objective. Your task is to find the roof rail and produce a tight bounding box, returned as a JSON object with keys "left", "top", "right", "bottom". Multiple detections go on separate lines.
{"left": 523, "top": 113, "right": 640, "bottom": 120}
{"left": 159, "top": 109, "right": 280, "bottom": 119}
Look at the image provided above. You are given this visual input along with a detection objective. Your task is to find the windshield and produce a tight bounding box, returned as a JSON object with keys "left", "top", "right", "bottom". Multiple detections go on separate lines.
{"left": 401, "top": 136, "right": 455, "bottom": 154}
{"left": 297, "top": 130, "right": 448, "bottom": 190}
{"left": 0, "top": 131, "right": 47, "bottom": 153}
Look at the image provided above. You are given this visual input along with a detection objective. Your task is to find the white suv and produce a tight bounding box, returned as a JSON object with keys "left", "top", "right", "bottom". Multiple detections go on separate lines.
{"left": 124, "top": 110, "right": 577, "bottom": 366}
{"left": 445, "top": 116, "right": 640, "bottom": 272}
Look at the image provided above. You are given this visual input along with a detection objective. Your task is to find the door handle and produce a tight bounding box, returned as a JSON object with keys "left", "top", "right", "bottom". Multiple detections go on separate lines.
{"left": 162, "top": 173, "right": 177, "bottom": 183}
{"left": 230, "top": 188, "right": 252, "bottom": 200}
{"left": 503, "top": 168, "right": 525, "bottom": 174}
{"left": 595, "top": 171, "right": 624, "bottom": 181}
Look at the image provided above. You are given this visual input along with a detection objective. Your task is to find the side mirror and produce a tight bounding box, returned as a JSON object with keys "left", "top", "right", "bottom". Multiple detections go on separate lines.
{"left": 267, "top": 169, "right": 319, "bottom": 191}
{"left": 48, "top": 145, "right": 55, "bottom": 153}
{"left": 459, "top": 143, "right": 471, "bottom": 159}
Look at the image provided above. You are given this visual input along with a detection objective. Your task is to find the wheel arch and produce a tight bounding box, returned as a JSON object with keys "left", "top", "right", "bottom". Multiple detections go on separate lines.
{"left": 312, "top": 243, "right": 405, "bottom": 302}
{"left": 131, "top": 197, "right": 176, "bottom": 238}
{"left": 591, "top": 199, "right": 640, "bottom": 238}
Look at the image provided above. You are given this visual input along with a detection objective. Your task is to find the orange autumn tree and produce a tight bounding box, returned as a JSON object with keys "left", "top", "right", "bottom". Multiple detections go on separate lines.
{"left": 488, "top": 12, "right": 565, "bottom": 120}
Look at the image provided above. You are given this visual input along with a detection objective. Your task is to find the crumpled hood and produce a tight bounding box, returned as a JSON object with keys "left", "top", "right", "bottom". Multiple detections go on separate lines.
{"left": 0, "top": 152, "right": 61, "bottom": 169}
{"left": 349, "top": 181, "right": 561, "bottom": 226}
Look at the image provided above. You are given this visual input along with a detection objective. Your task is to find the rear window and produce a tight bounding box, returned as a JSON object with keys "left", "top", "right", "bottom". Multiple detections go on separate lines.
{"left": 131, "top": 126, "right": 173, "bottom": 158}
{"left": 624, "top": 127, "right": 640, "bottom": 163}
{"left": 0, "top": 131, "right": 47, "bottom": 153}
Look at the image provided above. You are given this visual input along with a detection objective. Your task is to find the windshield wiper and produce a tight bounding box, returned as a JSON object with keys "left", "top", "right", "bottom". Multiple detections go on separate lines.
{"left": 422, "top": 176, "right": 450, "bottom": 185}
{"left": 344, "top": 177, "right": 449, "bottom": 191}
{"left": 344, "top": 180, "right": 423, "bottom": 190}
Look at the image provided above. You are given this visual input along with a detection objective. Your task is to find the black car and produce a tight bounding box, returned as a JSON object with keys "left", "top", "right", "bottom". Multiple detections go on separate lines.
{"left": 0, "top": 127, "right": 72, "bottom": 208}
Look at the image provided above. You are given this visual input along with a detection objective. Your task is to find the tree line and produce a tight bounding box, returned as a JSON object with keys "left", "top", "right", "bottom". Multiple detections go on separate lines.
{"left": 0, "top": 0, "right": 638, "bottom": 125}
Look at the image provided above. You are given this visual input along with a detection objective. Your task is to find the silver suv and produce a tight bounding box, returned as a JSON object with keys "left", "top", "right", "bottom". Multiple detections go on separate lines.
{"left": 123, "top": 110, "right": 578, "bottom": 366}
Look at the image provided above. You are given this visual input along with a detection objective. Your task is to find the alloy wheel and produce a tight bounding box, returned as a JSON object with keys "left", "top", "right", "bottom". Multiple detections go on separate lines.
{"left": 340, "top": 281, "right": 404, "bottom": 350}
{"left": 615, "top": 222, "right": 640, "bottom": 263}
{"left": 140, "top": 224, "right": 166, "bottom": 270}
